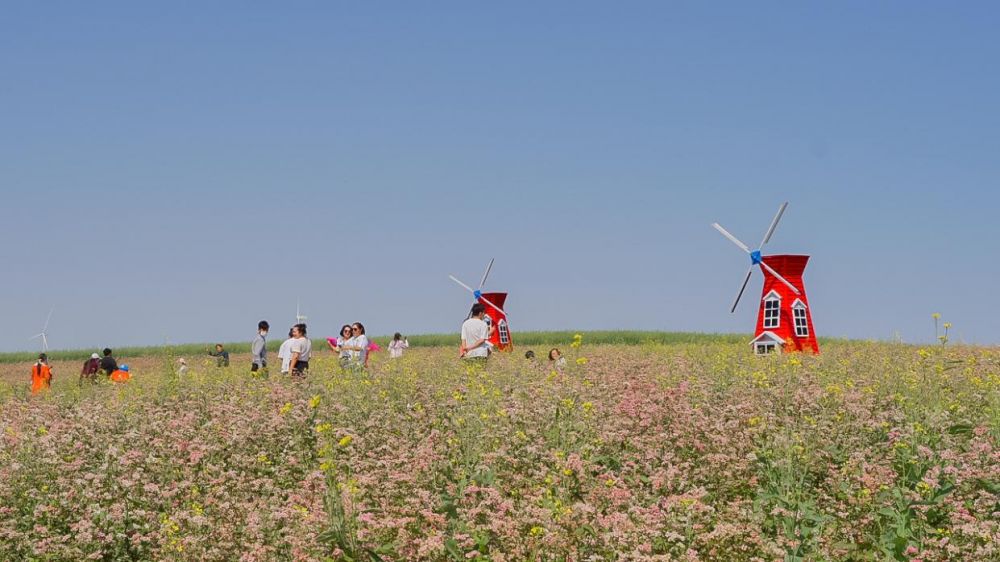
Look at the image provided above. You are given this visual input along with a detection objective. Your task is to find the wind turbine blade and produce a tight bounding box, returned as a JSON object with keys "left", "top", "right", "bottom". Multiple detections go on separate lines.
{"left": 42, "top": 335, "right": 49, "bottom": 351}
{"left": 478, "top": 258, "right": 495, "bottom": 290}
{"left": 759, "top": 261, "right": 801, "bottom": 295}
{"left": 712, "top": 223, "right": 751, "bottom": 254}
{"left": 30, "top": 334, "right": 42, "bottom": 340}
{"left": 449, "top": 275, "right": 476, "bottom": 294}
{"left": 759, "top": 202, "right": 788, "bottom": 248}
{"left": 731, "top": 266, "right": 755, "bottom": 313}
{"left": 42, "top": 307, "right": 54, "bottom": 331}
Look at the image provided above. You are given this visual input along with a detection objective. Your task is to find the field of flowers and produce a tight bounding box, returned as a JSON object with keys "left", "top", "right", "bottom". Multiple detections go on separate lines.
{"left": 0, "top": 339, "right": 997, "bottom": 561}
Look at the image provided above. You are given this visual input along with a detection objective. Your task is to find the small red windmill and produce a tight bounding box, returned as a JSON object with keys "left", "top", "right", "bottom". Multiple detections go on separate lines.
{"left": 712, "top": 203, "right": 819, "bottom": 355}
{"left": 449, "top": 258, "right": 514, "bottom": 351}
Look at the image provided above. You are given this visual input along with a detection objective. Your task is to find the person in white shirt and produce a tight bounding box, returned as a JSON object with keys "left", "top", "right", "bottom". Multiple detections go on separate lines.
{"left": 340, "top": 322, "right": 369, "bottom": 369}
{"left": 461, "top": 303, "right": 494, "bottom": 363}
{"left": 388, "top": 333, "right": 409, "bottom": 359}
{"left": 327, "top": 325, "right": 353, "bottom": 368}
{"left": 277, "top": 328, "right": 295, "bottom": 374}
{"left": 287, "top": 324, "right": 312, "bottom": 376}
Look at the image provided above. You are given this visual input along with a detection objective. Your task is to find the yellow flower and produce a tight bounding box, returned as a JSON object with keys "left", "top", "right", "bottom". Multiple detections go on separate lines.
{"left": 308, "top": 395, "right": 321, "bottom": 409}
{"left": 575, "top": 357, "right": 588, "bottom": 365}
{"left": 932, "top": 312, "right": 941, "bottom": 320}
{"left": 338, "top": 435, "right": 353, "bottom": 447}
{"left": 279, "top": 402, "right": 293, "bottom": 415}
{"left": 943, "top": 322, "right": 952, "bottom": 329}
{"left": 315, "top": 423, "right": 332, "bottom": 433}
{"left": 529, "top": 526, "right": 546, "bottom": 537}
{"left": 37, "top": 426, "right": 48, "bottom": 436}
{"left": 562, "top": 468, "right": 574, "bottom": 476}
{"left": 581, "top": 402, "right": 593, "bottom": 413}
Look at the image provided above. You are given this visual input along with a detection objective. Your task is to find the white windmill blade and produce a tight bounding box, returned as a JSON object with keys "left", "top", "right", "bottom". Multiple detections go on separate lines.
{"left": 449, "top": 275, "right": 507, "bottom": 316}
{"left": 478, "top": 258, "right": 495, "bottom": 290}
{"left": 42, "top": 334, "right": 49, "bottom": 351}
{"left": 759, "top": 261, "right": 801, "bottom": 295}
{"left": 711, "top": 223, "right": 752, "bottom": 254}
{"left": 731, "top": 266, "right": 755, "bottom": 314}
{"left": 759, "top": 202, "right": 788, "bottom": 248}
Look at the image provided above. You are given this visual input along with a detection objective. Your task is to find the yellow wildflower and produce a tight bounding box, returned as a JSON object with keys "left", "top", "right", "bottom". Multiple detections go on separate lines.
{"left": 338, "top": 435, "right": 353, "bottom": 447}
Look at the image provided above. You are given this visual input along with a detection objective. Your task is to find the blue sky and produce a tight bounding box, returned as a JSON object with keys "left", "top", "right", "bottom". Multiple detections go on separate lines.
{"left": 2, "top": 2, "right": 998, "bottom": 351}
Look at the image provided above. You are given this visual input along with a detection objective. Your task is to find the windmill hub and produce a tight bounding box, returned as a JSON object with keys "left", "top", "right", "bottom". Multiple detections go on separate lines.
{"left": 750, "top": 250, "right": 763, "bottom": 265}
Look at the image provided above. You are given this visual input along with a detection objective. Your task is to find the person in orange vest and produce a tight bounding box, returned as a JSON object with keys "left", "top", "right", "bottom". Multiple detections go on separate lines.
{"left": 110, "top": 364, "right": 131, "bottom": 383}
{"left": 31, "top": 354, "right": 53, "bottom": 394}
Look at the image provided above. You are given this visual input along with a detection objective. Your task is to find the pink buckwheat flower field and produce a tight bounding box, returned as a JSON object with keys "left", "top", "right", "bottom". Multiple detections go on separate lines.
{"left": 0, "top": 340, "right": 997, "bottom": 561}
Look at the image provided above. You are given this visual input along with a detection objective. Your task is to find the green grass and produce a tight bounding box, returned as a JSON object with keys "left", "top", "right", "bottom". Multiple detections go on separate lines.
{"left": 0, "top": 331, "right": 755, "bottom": 364}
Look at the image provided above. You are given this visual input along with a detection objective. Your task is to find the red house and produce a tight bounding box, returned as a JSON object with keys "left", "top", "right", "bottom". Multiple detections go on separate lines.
{"left": 750, "top": 254, "right": 819, "bottom": 355}
{"left": 478, "top": 292, "right": 513, "bottom": 351}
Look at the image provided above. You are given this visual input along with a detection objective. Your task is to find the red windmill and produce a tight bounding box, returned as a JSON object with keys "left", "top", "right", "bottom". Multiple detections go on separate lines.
{"left": 449, "top": 258, "right": 513, "bottom": 351}
{"left": 712, "top": 203, "right": 820, "bottom": 355}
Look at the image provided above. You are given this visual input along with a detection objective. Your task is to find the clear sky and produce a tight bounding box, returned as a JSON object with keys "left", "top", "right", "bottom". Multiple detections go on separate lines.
{"left": 2, "top": 2, "right": 998, "bottom": 352}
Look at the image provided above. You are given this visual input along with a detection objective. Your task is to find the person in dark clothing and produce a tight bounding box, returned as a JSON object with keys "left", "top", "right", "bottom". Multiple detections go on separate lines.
{"left": 99, "top": 348, "right": 118, "bottom": 377}
{"left": 208, "top": 344, "right": 230, "bottom": 367}
{"left": 80, "top": 353, "right": 101, "bottom": 385}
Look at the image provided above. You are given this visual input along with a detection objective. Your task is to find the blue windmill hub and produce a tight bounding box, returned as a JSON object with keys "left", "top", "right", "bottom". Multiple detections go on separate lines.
{"left": 473, "top": 290, "right": 482, "bottom": 300}
{"left": 750, "top": 250, "right": 763, "bottom": 265}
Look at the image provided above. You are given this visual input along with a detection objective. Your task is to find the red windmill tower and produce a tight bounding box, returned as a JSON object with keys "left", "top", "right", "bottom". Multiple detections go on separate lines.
{"left": 712, "top": 203, "right": 819, "bottom": 355}
{"left": 449, "top": 258, "right": 513, "bottom": 351}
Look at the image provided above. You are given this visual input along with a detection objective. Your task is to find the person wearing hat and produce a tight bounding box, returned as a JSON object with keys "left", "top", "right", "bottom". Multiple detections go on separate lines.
{"left": 80, "top": 353, "right": 101, "bottom": 385}
{"left": 110, "top": 364, "right": 131, "bottom": 383}
{"left": 31, "top": 354, "right": 53, "bottom": 394}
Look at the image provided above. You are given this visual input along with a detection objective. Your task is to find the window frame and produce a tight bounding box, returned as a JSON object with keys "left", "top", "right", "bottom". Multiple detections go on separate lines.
{"left": 792, "top": 299, "right": 809, "bottom": 337}
{"left": 762, "top": 291, "right": 781, "bottom": 329}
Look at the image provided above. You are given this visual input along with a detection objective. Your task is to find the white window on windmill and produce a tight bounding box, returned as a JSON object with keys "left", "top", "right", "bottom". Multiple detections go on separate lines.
{"left": 498, "top": 319, "right": 510, "bottom": 345}
{"left": 792, "top": 299, "right": 809, "bottom": 337}
{"left": 762, "top": 291, "right": 781, "bottom": 329}
{"left": 750, "top": 331, "right": 785, "bottom": 355}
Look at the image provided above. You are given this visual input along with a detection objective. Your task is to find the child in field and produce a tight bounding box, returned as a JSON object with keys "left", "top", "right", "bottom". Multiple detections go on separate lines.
{"left": 100, "top": 348, "right": 117, "bottom": 378}
{"left": 110, "top": 364, "right": 130, "bottom": 383}
{"left": 31, "top": 354, "right": 53, "bottom": 394}
{"left": 549, "top": 348, "right": 567, "bottom": 372}
{"left": 388, "top": 333, "right": 409, "bottom": 359}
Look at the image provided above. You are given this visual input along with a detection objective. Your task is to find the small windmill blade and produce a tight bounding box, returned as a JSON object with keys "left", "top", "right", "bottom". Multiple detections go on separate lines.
{"left": 759, "top": 202, "right": 788, "bottom": 248}
{"left": 478, "top": 258, "right": 495, "bottom": 290}
{"left": 759, "top": 261, "right": 801, "bottom": 295}
{"left": 731, "top": 266, "right": 755, "bottom": 313}
{"left": 449, "top": 275, "right": 507, "bottom": 317}
{"left": 712, "top": 223, "right": 752, "bottom": 254}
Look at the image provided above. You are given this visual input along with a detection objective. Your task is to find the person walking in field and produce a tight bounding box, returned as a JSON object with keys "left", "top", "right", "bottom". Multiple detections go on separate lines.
{"left": 287, "top": 324, "right": 311, "bottom": 377}
{"left": 388, "top": 333, "right": 409, "bottom": 359}
{"left": 99, "top": 348, "right": 117, "bottom": 378}
{"left": 251, "top": 320, "right": 269, "bottom": 373}
{"left": 31, "top": 354, "right": 53, "bottom": 394}
{"left": 460, "top": 304, "right": 494, "bottom": 364}
{"left": 110, "top": 364, "right": 131, "bottom": 383}
{"left": 327, "top": 325, "right": 353, "bottom": 369}
{"left": 80, "top": 353, "right": 101, "bottom": 385}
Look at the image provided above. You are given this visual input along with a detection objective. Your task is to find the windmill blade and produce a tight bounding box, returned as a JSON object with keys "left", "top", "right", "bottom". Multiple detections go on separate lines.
{"left": 759, "top": 261, "right": 801, "bottom": 295}
{"left": 712, "top": 223, "right": 751, "bottom": 254}
{"left": 449, "top": 275, "right": 475, "bottom": 293}
{"left": 42, "top": 334, "right": 49, "bottom": 352}
{"left": 478, "top": 258, "right": 495, "bottom": 290}
{"left": 450, "top": 275, "right": 507, "bottom": 317}
{"left": 759, "top": 202, "right": 788, "bottom": 248}
{"left": 731, "top": 266, "right": 755, "bottom": 314}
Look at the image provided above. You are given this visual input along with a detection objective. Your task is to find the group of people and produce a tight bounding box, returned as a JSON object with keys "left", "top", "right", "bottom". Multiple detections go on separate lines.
{"left": 28, "top": 348, "right": 131, "bottom": 394}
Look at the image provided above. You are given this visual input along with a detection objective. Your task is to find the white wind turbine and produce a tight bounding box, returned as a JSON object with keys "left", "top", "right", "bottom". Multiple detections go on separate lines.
{"left": 296, "top": 299, "right": 307, "bottom": 324}
{"left": 30, "top": 307, "right": 54, "bottom": 352}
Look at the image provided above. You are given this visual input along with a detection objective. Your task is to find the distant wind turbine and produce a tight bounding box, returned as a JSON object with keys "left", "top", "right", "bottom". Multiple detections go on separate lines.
{"left": 30, "top": 307, "right": 54, "bottom": 352}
